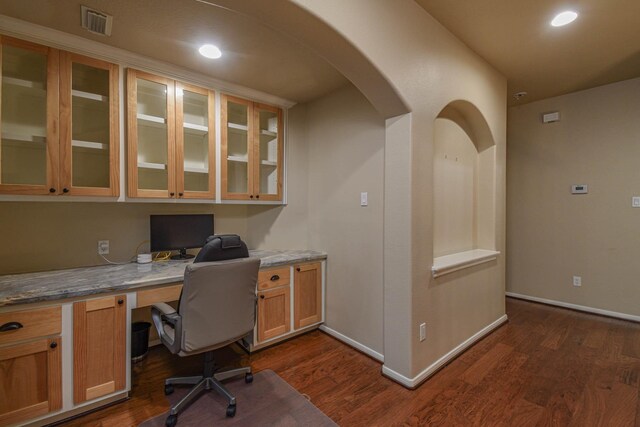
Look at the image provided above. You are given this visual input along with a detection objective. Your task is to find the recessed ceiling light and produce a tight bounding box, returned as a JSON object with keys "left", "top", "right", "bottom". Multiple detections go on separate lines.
{"left": 551, "top": 11, "right": 578, "bottom": 27}
{"left": 198, "top": 44, "right": 222, "bottom": 59}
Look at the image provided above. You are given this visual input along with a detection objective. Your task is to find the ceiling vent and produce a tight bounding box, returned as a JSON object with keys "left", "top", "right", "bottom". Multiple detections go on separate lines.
{"left": 81, "top": 5, "right": 113, "bottom": 36}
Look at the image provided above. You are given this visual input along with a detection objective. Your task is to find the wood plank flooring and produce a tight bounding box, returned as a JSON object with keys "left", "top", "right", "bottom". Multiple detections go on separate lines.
{"left": 64, "top": 298, "right": 640, "bottom": 426}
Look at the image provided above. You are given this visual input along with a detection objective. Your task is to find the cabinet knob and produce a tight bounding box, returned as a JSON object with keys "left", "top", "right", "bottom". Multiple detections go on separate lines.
{"left": 170, "top": 192, "right": 175, "bottom": 197}
{"left": 118, "top": 299, "right": 124, "bottom": 305}
{"left": 250, "top": 195, "right": 254, "bottom": 199}
{"left": 296, "top": 267, "right": 301, "bottom": 272}
{"left": 62, "top": 188, "right": 69, "bottom": 193}
{"left": 49, "top": 188, "right": 56, "bottom": 193}
{"left": 0, "top": 321, "right": 23, "bottom": 332}
{"left": 50, "top": 341, "right": 57, "bottom": 349}
{"left": 260, "top": 295, "right": 265, "bottom": 299}
{"left": 270, "top": 274, "right": 280, "bottom": 281}
{"left": 256, "top": 195, "right": 260, "bottom": 199}
{"left": 178, "top": 192, "right": 183, "bottom": 197}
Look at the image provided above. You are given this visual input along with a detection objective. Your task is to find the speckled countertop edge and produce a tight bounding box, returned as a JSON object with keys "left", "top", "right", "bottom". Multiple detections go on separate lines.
{"left": 0, "top": 250, "right": 326, "bottom": 307}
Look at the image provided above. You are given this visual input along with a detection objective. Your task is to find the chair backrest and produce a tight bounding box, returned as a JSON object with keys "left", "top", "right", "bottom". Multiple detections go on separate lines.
{"left": 178, "top": 257, "right": 260, "bottom": 353}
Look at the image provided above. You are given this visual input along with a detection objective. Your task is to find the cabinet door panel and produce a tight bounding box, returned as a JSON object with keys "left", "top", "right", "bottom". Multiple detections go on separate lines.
{"left": 176, "top": 82, "right": 215, "bottom": 199}
{"left": 0, "top": 36, "right": 59, "bottom": 195}
{"left": 257, "top": 287, "right": 290, "bottom": 342}
{"left": 253, "top": 103, "right": 283, "bottom": 201}
{"left": 0, "top": 337, "right": 62, "bottom": 425}
{"left": 294, "top": 262, "right": 322, "bottom": 329}
{"left": 221, "top": 94, "right": 253, "bottom": 200}
{"left": 73, "top": 295, "right": 126, "bottom": 404}
{"left": 127, "top": 69, "right": 175, "bottom": 198}
{"left": 60, "top": 52, "right": 119, "bottom": 196}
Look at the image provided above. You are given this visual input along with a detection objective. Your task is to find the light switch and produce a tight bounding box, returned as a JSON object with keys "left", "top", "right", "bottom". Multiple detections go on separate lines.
{"left": 632, "top": 197, "right": 640, "bottom": 208}
{"left": 360, "top": 192, "right": 368, "bottom": 206}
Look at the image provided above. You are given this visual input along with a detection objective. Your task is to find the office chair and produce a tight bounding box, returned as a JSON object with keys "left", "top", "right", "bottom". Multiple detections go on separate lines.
{"left": 151, "top": 257, "right": 260, "bottom": 427}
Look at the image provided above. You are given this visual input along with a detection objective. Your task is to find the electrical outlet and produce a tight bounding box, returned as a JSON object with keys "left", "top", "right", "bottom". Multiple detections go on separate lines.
{"left": 419, "top": 323, "right": 426, "bottom": 341}
{"left": 573, "top": 276, "right": 582, "bottom": 287}
{"left": 632, "top": 197, "right": 640, "bottom": 208}
{"left": 98, "top": 240, "right": 109, "bottom": 255}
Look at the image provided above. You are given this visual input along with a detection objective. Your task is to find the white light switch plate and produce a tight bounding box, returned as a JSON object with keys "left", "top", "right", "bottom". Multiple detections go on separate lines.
{"left": 360, "top": 192, "right": 368, "bottom": 206}
{"left": 632, "top": 197, "right": 640, "bottom": 208}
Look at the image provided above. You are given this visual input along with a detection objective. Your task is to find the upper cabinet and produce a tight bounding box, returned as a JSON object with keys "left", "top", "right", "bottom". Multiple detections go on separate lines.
{"left": 127, "top": 69, "right": 215, "bottom": 199}
{"left": 0, "top": 36, "right": 119, "bottom": 196}
{"left": 221, "top": 94, "right": 283, "bottom": 201}
{"left": 60, "top": 52, "right": 119, "bottom": 196}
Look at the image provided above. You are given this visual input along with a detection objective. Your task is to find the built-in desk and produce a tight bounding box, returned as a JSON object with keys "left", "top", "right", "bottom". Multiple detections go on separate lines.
{"left": 0, "top": 250, "right": 327, "bottom": 427}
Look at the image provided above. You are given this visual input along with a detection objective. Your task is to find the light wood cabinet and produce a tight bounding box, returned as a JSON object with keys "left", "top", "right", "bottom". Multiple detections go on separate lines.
{"left": 127, "top": 69, "right": 215, "bottom": 199}
{"left": 294, "top": 262, "right": 322, "bottom": 329}
{"left": 0, "top": 36, "right": 119, "bottom": 197}
{"left": 73, "top": 295, "right": 126, "bottom": 404}
{"left": 60, "top": 52, "right": 120, "bottom": 196}
{"left": 0, "top": 337, "right": 62, "bottom": 425}
{"left": 257, "top": 286, "right": 290, "bottom": 342}
{"left": 221, "top": 94, "right": 283, "bottom": 201}
{"left": 0, "top": 305, "right": 62, "bottom": 425}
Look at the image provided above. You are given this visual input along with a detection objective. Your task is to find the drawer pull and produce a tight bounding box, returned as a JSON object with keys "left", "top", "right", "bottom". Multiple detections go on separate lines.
{"left": 270, "top": 274, "right": 280, "bottom": 281}
{"left": 0, "top": 321, "right": 23, "bottom": 332}
{"left": 296, "top": 267, "right": 301, "bottom": 272}
{"left": 260, "top": 295, "right": 265, "bottom": 299}
{"left": 118, "top": 299, "right": 124, "bottom": 305}
{"left": 50, "top": 341, "right": 58, "bottom": 349}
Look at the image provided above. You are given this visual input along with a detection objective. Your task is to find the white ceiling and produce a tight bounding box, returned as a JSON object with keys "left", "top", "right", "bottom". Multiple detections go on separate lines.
{"left": 416, "top": 0, "right": 640, "bottom": 105}
{"left": 0, "top": 0, "right": 349, "bottom": 104}
{"left": 2, "top": 1, "right": 637, "bottom": 107}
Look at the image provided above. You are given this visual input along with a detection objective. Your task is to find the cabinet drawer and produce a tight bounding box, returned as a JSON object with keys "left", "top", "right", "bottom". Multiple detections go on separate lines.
{"left": 0, "top": 306, "right": 61, "bottom": 346}
{"left": 258, "top": 266, "right": 290, "bottom": 291}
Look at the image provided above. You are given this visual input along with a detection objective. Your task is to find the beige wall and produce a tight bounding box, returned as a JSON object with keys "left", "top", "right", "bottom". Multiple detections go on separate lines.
{"left": 507, "top": 77, "right": 640, "bottom": 316}
{"left": 287, "top": 0, "right": 506, "bottom": 380}
{"left": 305, "top": 85, "right": 385, "bottom": 354}
{"left": 433, "top": 118, "right": 478, "bottom": 257}
{"left": 0, "top": 202, "right": 247, "bottom": 274}
{"left": 248, "top": 84, "right": 386, "bottom": 354}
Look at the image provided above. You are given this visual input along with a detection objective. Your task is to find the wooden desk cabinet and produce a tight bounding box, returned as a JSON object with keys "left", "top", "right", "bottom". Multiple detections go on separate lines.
{"left": 73, "top": 295, "right": 127, "bottom": 403}
{"left": 0, "top": 306, "right": 62, "bottom": 426}
{"left": 254, "top": 261, "right": 324, "bottom": 349}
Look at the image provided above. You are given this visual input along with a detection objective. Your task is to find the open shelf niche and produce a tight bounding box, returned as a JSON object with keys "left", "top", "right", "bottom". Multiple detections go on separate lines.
{"left": 432, "top": 100, "right": 499, "bottom": 278}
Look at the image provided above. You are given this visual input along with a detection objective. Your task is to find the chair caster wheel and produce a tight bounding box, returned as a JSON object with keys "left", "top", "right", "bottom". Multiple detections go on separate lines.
{"left": 226, "top": 404, "right": 236, "bottom": 417}
{"left": 164, "top": 384, "right": 174, "bottom": 395}
{"left": 245, "top": 373, "right": 253, "bottom": 383}
{"left": 165, "top": 414, "right": 177, "bottom": 427}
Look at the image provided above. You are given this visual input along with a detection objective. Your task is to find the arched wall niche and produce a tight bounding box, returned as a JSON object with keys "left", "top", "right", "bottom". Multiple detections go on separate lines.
{"left": 433, "top": 100, "right": 497, "bottom": 258}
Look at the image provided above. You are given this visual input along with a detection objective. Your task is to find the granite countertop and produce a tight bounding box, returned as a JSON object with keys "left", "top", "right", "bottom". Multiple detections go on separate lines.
{"left": 0, "top": 250, "right": 327, "bottom": 307}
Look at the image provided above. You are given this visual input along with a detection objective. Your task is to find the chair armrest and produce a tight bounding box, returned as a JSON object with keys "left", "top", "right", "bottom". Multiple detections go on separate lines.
{"left": 151, "top": 302, "right": 182, "bottom": 354}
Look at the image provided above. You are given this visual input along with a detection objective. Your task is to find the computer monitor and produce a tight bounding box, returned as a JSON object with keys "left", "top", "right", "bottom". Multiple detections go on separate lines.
{"left": 150, "top": 214, "right": 214, "bottom": 260}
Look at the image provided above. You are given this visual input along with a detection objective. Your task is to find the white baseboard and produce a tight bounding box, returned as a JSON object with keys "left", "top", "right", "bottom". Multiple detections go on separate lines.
{"left": 319, "top": 325, "right": 384, "bottom": 362}
{"left": 506, "top": 292, "right": 640, "bottom": 323}
{"left": 381, "top": 314, "right": 508, "bottom": 389}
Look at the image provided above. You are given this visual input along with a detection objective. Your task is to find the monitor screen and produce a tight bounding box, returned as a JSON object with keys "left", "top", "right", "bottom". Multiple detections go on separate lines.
{"left": 149, "top": 214, "right": 214, "bottom": 253}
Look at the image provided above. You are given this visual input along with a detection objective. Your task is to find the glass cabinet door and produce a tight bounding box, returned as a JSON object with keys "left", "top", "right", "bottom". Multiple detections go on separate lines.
{"left": 221, "top": 95, "right": 252, "bottom": 199}
{"left": 175, "top": 83, "right": 215, "bottom": 199}
{"left": 0, "top": 37, "right": 58, "bottom": 194}
{"left": 127, "top": 69, "right": 175, "bottom": 198}
{"left": 254, "top": 103, "right": 283, "bottom": 201}
{"left": 60, "top": 53, "right": 119, "bottom": 196}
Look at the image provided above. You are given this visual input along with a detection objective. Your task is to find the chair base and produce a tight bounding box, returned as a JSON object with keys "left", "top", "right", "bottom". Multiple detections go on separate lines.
{"left": 163, "top": 351, "right": 252, "bottom": 426}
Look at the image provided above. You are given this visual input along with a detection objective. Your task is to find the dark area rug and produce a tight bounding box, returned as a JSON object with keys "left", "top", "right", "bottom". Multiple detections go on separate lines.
{"left": 139, "top": 369, "right": 337, "bottom": 426}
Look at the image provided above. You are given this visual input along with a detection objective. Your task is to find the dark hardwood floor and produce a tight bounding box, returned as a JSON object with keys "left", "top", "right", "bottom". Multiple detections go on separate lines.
{"left": 65, "top": 298, "right": 640, "bottom": 426}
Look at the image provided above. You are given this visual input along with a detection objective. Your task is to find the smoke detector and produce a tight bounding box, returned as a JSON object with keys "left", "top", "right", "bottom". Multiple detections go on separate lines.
{"left": 513, "top": 91, "right": 528, "bottom": 101}
{"left": 81, "top": 5, "right": 113, "bottom": 36}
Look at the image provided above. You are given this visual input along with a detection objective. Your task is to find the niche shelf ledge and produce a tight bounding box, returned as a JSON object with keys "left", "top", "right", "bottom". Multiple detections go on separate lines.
{"left": 432, "top": 249, "right": 500, "bottom": 278}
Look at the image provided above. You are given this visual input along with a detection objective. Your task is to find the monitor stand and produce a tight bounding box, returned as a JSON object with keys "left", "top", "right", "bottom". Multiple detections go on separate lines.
{"left": 171, "top": 248, "right": 195, "bottom": 260}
